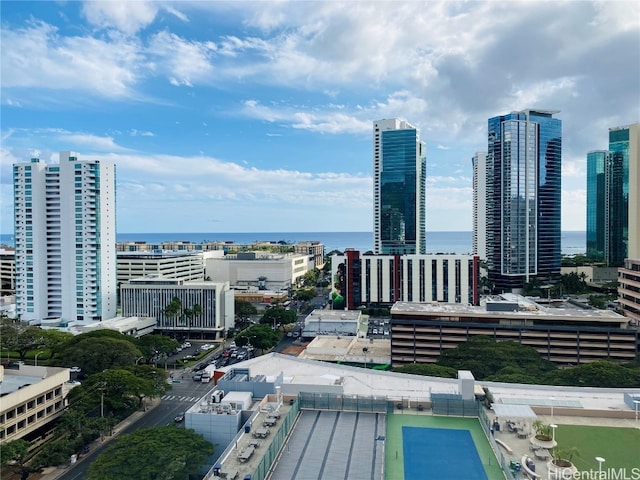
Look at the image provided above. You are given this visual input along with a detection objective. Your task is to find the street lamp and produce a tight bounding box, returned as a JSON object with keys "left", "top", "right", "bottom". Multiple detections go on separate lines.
{"left": 362, "top": 347, "right": 368, "bottom": 369}
{"left": 135, "top": 356, "right": 144, "bottom": 365}
{"left": 550, "top": 423, "right": 558, "bottom": 444}
{"left": 34, "top": 351, "right": 45, "bottom": 367}
{"left": 595, "top": 456, "right": 605, "bottom": 477}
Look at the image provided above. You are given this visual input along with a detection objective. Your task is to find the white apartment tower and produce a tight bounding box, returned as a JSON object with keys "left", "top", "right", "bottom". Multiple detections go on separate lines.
{"left": 373, "top": 119, "right": 426, "bottom": 255}
{"left": 13, "top": 152, "right": 117, "bottom": 324}
{"left": 472, "top": 152, "right": 487, "bottom": 260}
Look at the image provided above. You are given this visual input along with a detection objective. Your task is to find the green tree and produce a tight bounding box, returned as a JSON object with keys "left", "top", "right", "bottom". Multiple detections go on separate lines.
{"left": 235, "top": 299, "right": 258, "bottom": 328}
{"left": 68, "top": 367, "right": 168, "bottom": 415}
{"left": 261, "top": 307, "right": 296, "bottom": 327}
{"left": 164, "top": 297, "right": 183, "bottom": 323}
{"left": 302, "top": 269, "right": 319, "bottom": 287}
{"left": 0, "top": 320, "right": 45, "bottom": 362}
{"left": 0, "top": 438, "right": 33, "bottom": 479}
{"left": 135, "top": 335, "right": 180, "bottom": 363}
{"left": 60, "top": 336, "right": 142, "bottom": 375}
{"left": 545, "top": 360, "right": 640, "bottom": 388}
{"left": 0, "top": 438, "right": 29, "bottom": 467}
{"left": 437, "top": 336, "right": 556, "bottom": 380}
{"left": 294, "top": 288, "right": 316, "bottom": 302}
{"left": 393, "top": 363, "right": 458, "bottom": 378}
{"left": 235, "top": 324, "right": 280, "bottom": 351}
{"left": 87, "top": 426, "right": 214, "bottom": 480}
{"left": 40, "top": 329, "right": 74, "bottom": 359}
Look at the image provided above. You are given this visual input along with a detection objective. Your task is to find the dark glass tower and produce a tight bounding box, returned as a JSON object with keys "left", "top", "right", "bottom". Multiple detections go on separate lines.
{"left": 586, "top": 126, "right": 636, "bottom": 267}
{"left": 373, "top": 119, "right": 426, "bottom": 255}
{"left": 486, "top": 110, "right": 562, "bottom": 291}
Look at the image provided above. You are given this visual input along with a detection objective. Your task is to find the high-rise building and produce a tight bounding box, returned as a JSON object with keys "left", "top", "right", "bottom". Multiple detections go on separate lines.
{"left": 616, "top": 123, "right": 640, "bottom": 325}
{"left": 13, "top": 151, "right": 117, "bottom": 324}
{"left": 485, "top": 110, "right": 562, "bottom": 291}
{"left": 373, "top": 119, "right": 426, "bottom": 255}
{"left": 588, "top": 124, "right": 640, "bottom": 266}
{"left": 472, "top": 152, "right": 487, "bottom": 260}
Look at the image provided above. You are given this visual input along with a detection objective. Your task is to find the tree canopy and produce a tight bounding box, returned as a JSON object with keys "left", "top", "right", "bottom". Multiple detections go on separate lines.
{"left": 437, "top": 336, "right": 556, "bottom": 380}
{"left": 235, "top": 324, "right": 281, "bottom": 351}
{"left": 260, "top": 306, "right": 296, "bottom": 327}
{"left": 87, "top": 426, "right": 214, "bottom": 480}
{"left": 135, "top": 334, "right": 180, "bottom": 363}
{"left": 393, "top": 363, "right": 457, "bottom": 378}
{"left": 60, "top": 336, "right": 142, "bottom": 375}
{"left": 0, "top": 319, "right": 46, "bottom": 361}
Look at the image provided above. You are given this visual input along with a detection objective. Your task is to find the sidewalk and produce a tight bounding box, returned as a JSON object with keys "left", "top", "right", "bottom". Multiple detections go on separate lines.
{"left": 35, "top": 397, "right": 161, "bottom": 480}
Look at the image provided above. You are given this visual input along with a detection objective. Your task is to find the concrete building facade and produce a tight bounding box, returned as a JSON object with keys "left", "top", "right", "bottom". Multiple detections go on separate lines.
{"left": 13, "top": 152, "right": 117, "bottom": 324}
{"left": 390, "top": 296, "right": 638, "bottom": 367}
{"left": 120, "top": 276, "right": 234, "bottom": 338}
{"left": 205, "top": 252, "right": 312, "bottom": 291}
{"left": 0, "top": 365, "right": 70, "bottom": 443}
{"left": 117, "top": 251, "right": 205, "bottom": 283}
{"left": 331, "top": 250, "right": 479, "bottom": 310}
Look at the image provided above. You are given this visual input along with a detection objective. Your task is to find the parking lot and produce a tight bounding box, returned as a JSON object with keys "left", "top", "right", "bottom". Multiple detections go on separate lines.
{"left": 367, "top": 318, "right": 391, "bottom": 338}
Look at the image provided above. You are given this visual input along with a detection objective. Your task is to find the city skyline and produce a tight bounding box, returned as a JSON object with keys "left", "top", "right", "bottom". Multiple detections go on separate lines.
{"left": 1, "top": 1, "right": 639, "bottom": 234}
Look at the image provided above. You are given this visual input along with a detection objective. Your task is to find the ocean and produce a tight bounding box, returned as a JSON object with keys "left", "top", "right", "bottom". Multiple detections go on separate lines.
{"left": 0, "top": 231, "right": 587, "bottom": 256}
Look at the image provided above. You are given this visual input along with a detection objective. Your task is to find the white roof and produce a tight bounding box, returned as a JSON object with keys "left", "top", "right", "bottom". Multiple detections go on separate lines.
{"left": 492, "top": 404, "right": 537, "bottom": 419}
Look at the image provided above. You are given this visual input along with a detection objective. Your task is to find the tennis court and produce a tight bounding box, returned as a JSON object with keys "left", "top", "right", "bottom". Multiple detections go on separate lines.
{"left": 386, "top": 415, "right": 504, "bottom": 480}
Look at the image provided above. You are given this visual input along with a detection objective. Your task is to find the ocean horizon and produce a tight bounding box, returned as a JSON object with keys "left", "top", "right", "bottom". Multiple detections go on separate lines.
{"left": 0, "top": 231, "right": 587, "bottom": 256}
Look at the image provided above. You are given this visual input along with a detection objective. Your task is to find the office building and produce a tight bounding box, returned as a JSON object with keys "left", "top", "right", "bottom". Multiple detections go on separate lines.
{"left": 587, "top": 124, "right": 640, "bottom": 266}
{"left": 117, "top": 250, "right": 205, "bottom": 283}
{"left": 0, "top": 365, "right": 70, "bottom": 443}
{"left": 13, "top": 152, "right": 117, "bottom": 324}
{"left": 120, "top": 276, "right": 234, "bottom": 338}
{"left": 390, "top": 295, "right": 637, "bottom": 366}
{"left": 486, "top": 110, "right": 562, "bottom": 291}
{"left": 205, "top": 251, "right": 312, "bottom": 291}
{"left": 0, "top": 247, "right": 15, "bottom": 295}
{"left": 331, "top": 250, "right": 479, "bottom": 310}
{"left": 472, "top": 152, "right": 488, "bottom": 260}
{"left": 373, "top": 119, "right": 426, "bottom": 255}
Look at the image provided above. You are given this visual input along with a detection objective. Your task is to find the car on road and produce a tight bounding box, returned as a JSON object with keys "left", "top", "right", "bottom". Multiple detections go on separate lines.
{"left": 192, "top": 373, "right": 202, "bottom": 382}
{"left": 174, "top": 412, "right": 185, "bottom": 423}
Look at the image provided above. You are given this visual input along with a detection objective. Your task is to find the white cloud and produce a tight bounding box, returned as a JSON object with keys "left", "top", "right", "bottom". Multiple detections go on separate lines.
{"left": 1, "top": 20, "right": 142, "bottom": 98}
{"left": 147, "top": 31, "right": 217, "bottom": 86}
{"left": 81, "top": 1, "right": 159, "bottom": 35}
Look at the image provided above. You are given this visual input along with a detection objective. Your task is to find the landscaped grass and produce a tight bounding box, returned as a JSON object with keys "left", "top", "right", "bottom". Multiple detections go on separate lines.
{"left": 386, "top": 415, "right": 504, "bottom": 480}
{"left": 556, "top": 424, "right": 639, "bottom": 473}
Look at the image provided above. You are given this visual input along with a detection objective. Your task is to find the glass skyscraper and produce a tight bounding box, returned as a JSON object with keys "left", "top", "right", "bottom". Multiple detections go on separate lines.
{"left": 587, "top": 124, "right": 640, "bottom": 267}
{"left": 486, "top": 110, "right": 562, "bottom": 291}
{"left": 373, "top": 119, "right": 426, "bottom": 255}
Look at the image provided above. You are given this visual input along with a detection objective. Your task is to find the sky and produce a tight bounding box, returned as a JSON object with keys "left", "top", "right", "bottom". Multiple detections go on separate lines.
{"left": 1, "top": 1, "right": 639, "bottom": 234}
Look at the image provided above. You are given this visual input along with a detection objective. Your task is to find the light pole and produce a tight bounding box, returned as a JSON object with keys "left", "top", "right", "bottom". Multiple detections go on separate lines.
{"left": 363, "top": 347, "right": 368, "bottom": 369}
{"left": 596, "top": 456, "right": 605, "bottom": 478}
{"left": 34, "top": 351, "right": 44, "bottom": 367}
{"left": 135, "top": 356, "right": 144, "bottom": 365}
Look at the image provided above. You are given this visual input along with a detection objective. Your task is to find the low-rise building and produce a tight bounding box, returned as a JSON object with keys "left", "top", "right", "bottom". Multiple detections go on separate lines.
{"left": 331, "top": 250, "right": 479, "bottom": 310}
{"left": 117, "top": 250, "right": 207, "bottom": 283}
{"left": 0, "top": 365, "right": 70, "bottom": 443}
{"left": 619, "top": 258, "right": 640, "bottom": 326}
{"left": 206, "top": 252, "right": 312, "bottom": 291}
{"left": 390, "top": 295, "right": 638, "bottom": 366}
{"left": 120, "top": 276, "right": 234, "bottom": 338}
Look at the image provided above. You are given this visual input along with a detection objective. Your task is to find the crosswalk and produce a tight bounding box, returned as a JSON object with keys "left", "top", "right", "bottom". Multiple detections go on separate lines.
{"left": 161, "top": 394, "right": 201, "bottom": 402}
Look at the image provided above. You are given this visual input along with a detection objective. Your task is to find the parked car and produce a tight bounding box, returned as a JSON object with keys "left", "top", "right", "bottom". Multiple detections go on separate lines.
{"left": 182, "top": 342, "right": 191, "bottom": 348}
{"left": 70, "top": 366, "right": 82, "bottom": 373}
{"left": 174, "top": 412, "right": 185, "bottom": 423}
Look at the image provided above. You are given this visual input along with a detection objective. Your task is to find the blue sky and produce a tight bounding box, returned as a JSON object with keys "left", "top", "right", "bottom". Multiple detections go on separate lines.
{"left": 1, "top": 1, "right": 639, "bottom": 234}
